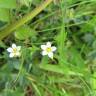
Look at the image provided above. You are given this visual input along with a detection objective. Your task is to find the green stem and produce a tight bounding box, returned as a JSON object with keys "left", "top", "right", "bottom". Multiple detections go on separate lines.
{"left": 0, "top": 0, "right": 53, "bottom": 40}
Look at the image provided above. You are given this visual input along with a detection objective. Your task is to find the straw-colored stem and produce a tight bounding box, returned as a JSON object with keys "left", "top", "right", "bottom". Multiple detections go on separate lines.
{"left": 0, "top": 0, "right": 53, "bottom": 40}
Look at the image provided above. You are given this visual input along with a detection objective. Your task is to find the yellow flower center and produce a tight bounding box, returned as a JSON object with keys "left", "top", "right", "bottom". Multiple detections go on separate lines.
{"left": 46, "top": 47, "right": 52, "bottom": 52}
{"left": 13, "top": 48, "right": 17, "bottom": 54}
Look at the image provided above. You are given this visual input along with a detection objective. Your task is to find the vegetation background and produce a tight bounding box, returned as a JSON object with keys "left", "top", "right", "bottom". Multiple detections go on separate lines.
{"left": 0, "top": 0, "right": 96, "bottom": 96}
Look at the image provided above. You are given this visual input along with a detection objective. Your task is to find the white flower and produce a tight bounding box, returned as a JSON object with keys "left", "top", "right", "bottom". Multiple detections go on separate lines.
{"left": 7, "top": 43, "right": 21, "bottom": 58}
{"left": 41, "top": 42, "right": 56, "bottom": 59}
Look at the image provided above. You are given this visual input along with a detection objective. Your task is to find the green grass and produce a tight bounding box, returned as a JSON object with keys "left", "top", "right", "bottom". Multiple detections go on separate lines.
{"left": 0, "top": 0, "right": 96, "bottom": 96}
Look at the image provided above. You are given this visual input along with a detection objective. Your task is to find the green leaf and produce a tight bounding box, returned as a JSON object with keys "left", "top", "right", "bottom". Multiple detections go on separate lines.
{"left": 19, "top": 0, "right": 32, "bottom": 6}
{"left": 0, "top": 0, "right": 17, "bottom": 9}
{"left": 15, "top": 25, "right": 36, "bottom": 40}
{"left": 0, "top": 8, "right": 10, "bottom": 22}
{"left": 32, "top": 82, "right": 42, "bottom": 96}
{"left": 92, "top": 72, "right": 96, "bottom": 90}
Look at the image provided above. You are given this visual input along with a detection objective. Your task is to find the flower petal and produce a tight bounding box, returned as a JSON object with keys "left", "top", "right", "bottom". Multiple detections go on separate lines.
{"left": 7, "top": 47, "right": 13, "bottom": 52}
{"left": 9, "top": 53, "right": 14, "bottom": 58}
{"left": 48, "top": 52, "right": 53, "bottom": 59}
{"left": 16, "top": 52, "right": 21, "bottom": 57}
{"left": 12, "top": 43, "right": 16, "bottom": 48}
{"left": 17, "top": 46, "right": 21, "bottom": 51}
{"left": 52, "top": 46, "right": 57, "bottom": 52}
{"left": 41, "top": 51, "right": 48, "bottom": 56}
{"left": 46, "top": 42, "right": 51, "bottom": 47}
{"left": 41, "top": 45, "right": 46, "bottom": 50}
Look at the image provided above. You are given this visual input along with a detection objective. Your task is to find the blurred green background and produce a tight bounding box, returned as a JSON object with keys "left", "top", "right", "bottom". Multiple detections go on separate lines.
{"left": 0, "top": 0, "right": 96, "bottom": 96}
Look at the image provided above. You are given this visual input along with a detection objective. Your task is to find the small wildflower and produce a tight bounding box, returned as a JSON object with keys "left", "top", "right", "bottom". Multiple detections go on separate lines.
{"left": 41, "top": 42, "right": 56, "bottom": 59}
{"left": 7, "top": 43, "right": 21, "bottom": 58}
